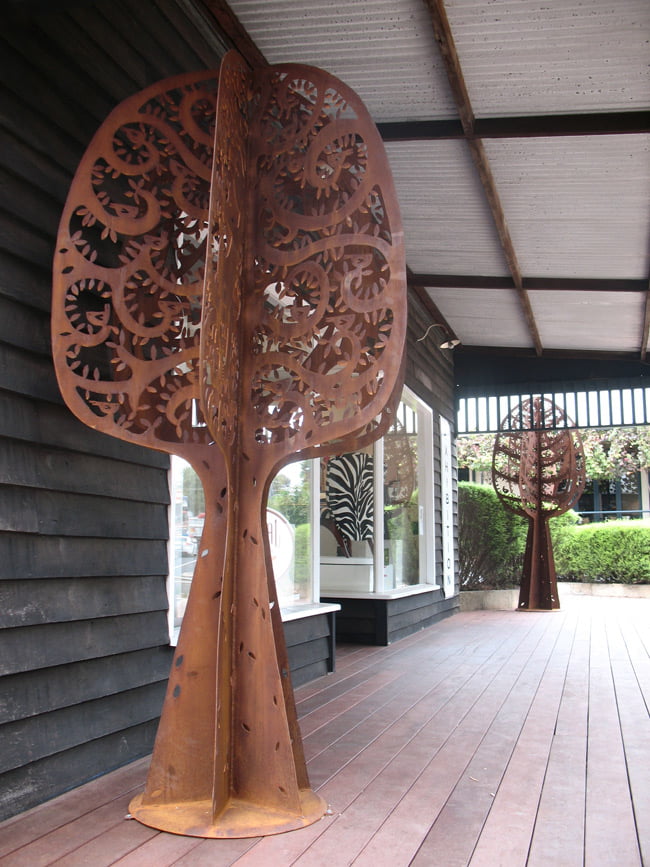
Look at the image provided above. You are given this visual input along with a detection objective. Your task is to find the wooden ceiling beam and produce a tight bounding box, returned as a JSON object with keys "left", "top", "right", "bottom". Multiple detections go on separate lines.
{"left": 423, "top": 0, "right": 543, "bottom": 356}
{"left": 197, "top": 0, "right": 268, "bottom": 68}
{"left": 457, "top": 345, "right": 647, "bottom": 362}
{"left": 410, "top": 274, "right": 649, "bottom": 293}
{"left": 378, "top": 110, "right": 650, "bottom": 142}
{"left": 641, "top": 274, "right": 650, "bottom": 361}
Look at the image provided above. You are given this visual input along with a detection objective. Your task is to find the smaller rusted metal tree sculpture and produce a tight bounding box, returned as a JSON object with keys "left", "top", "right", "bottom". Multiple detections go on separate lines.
{"left": 492, "top": 398, "right": 585, "bottom": 610}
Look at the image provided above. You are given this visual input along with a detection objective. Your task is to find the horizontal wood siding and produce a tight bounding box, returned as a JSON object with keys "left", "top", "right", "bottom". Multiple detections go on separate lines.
{"left": 386, "top": 592, "right": 458, "bottom": 643}
{"left": 0, "top": 1, "right": 226, "bottom": 821}
{"left": 324, "top": 590, "right": 459, "bottom": 646}
{"left": 285, "top": 612, "right": 336, "bottom": 687}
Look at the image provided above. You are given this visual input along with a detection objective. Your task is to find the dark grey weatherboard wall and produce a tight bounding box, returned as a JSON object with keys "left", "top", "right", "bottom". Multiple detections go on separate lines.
{"left": 0, "top": 1, "right": 227, "bottom": 821}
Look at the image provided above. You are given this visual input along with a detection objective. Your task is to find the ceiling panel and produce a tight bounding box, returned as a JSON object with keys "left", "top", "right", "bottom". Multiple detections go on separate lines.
{"left": 214, "top": 0, "right": 649, "bottom": 360}
{"left": 225, "top": 0, "right": 457, "bottom": 121}
{"left": 530, "top": 290, "right": 646, "bottom": 352}
{"left": 445, "top": 0, "right": 650, "bottom": 117}
{"left": 385, "top": 140, "right": 508, "bottom": 275}
{"left": 484, "top": 134, "right": 650, "bottom": 280}
{"left": 425, "top": 286, "right": 534, "bottom": 348}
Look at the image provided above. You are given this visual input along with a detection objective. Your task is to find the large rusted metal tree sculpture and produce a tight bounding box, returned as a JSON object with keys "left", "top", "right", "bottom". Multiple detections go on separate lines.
{"left": 492, "top": 398, "right": 585, "bottom": 610}
{"left": 52, "top": 51, "right": 406, "bottom": 837}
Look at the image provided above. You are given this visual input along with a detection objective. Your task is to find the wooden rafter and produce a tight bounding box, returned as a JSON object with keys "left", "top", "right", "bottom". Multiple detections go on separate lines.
{"left": 197, "top": 0, "right": 268, "bottom": 68}
{"left": 378, "top": 110, "right": 650, "bottom": 142}
{"left": 422, "top": 0, "right": 543, "bottom": 356}
{"left": 641, "top": 274, "right": 650, "bottom": 362}
{"left": 409, "top": 275, "right": 649, "bottom": 293}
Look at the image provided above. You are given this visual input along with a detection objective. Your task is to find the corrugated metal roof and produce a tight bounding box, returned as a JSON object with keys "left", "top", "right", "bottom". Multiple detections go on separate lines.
{"left": 226, "top": 0, "right": 458, "bottom": 121}
{"left": 484, "top": 134, "right": 650, "bottom": 279}
{"left": 385, "top": 140, "right": 508, "bottom": 275}
{"left": 531, "top": 290, "right": 646, "bottom": 352}
{"left": 426, "top": 286, "right": 534, "bottom": 348}
{"left": 445, "top": 0, "right": 650, "bottom": 116}
{"left": 213, "top": 0, "right": 649, "bottom": 359}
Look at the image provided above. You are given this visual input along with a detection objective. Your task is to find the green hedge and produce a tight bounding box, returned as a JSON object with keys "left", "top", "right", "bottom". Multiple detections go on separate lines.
{"left": 458, "top": 482, "right": 588, "bottom": 588}
{"left": 458, "top": 483, "right": 527, "bottom": 588}
{"left": 554, "top": 520, "right": 650, "bottom": 584}
{"left": 458, "top": 482, "right": 650, "bottom": 586}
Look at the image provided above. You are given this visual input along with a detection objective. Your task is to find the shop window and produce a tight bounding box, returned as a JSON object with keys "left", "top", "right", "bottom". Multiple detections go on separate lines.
{"left": 167, "top": 456, "right": 317, "bottom": 641}
{"left": 168, "top": 387, "right": 439, "bottom": 638}
{"left": 319, "top": 387, "right": 437, "bottom": 594}
{"left": 267, "top": 461, "right": 316, "bottom": 607}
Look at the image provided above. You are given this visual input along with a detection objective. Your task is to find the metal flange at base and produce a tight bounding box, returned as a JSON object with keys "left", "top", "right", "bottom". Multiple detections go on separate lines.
{"left": 128, "top": 789, "right": 328, "bottom": 839}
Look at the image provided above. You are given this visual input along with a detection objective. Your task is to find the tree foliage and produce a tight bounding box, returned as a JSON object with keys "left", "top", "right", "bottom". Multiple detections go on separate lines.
{"left": 268, "top": 465, "right": 311, "bottom": 527}
{"left": 458, "top": 426, "right": 650, "bottom": 481}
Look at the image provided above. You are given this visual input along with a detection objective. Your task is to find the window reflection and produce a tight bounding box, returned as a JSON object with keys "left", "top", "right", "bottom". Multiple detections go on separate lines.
{"left": 169, "top": 457, "right": 314, "bottom": 636}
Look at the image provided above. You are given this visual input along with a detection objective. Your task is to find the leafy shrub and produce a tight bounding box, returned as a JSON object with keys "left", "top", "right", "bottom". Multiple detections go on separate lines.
{"left": 458, "top": 483, "right": 527, "bottom": 588}
{"left": 294, "top": 523, "right": 311, "bottom": 590}
{"left": 554, "top": 520, "right": 650, "bottom": 584}
{"left": 458, "top": 483, "right": 585, "bottom": 589}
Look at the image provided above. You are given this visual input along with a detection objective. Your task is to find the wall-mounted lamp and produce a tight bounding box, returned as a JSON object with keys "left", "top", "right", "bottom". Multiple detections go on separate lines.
{"left": 417, "top": 322, "right": 461, "bottom": 350}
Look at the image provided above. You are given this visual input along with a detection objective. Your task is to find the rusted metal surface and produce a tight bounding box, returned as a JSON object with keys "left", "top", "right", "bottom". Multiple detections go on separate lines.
{"left": 492, "top": 397, "right": 586, "bottom": 611}
{"left": 52, "top": 50, "right": 406, "bottom": 837}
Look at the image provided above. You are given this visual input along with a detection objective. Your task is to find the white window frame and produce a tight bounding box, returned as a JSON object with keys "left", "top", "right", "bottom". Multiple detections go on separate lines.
{"left": 439, "top": 414, "right": 455, "bottom": 597}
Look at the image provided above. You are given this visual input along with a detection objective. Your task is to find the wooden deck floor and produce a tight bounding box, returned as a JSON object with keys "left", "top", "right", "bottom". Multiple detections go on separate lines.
{"left": 1, "top": 596, "right": 648, "bottom": 866}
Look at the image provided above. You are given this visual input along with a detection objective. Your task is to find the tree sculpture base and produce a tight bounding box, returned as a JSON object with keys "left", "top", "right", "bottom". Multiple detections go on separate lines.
{"left": 129, "top": 790, "right": 327, "bottom": 839}
{"left": 517, "top": 515, "right": 560, "bottom": 611}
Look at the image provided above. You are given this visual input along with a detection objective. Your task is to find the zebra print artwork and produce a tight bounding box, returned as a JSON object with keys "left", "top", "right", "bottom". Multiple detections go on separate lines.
{"left": 325, "top": 452, "right": 374, "bottom": 544}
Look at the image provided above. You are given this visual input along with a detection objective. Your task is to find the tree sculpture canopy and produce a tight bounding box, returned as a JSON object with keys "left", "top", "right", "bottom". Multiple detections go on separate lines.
{"left": 492, "top": 397, "right": 586, "bottom": 610}
{"left": 52, "top": 51, "right": 406, "bottom": 838}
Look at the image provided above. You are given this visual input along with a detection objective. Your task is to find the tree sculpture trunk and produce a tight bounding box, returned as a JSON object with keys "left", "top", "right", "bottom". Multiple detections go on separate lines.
{"left": 52, "top": 51, "right": 406, "bottom": 837}
{"left": 492, "top": 398, "right": 586, "bottom": 611}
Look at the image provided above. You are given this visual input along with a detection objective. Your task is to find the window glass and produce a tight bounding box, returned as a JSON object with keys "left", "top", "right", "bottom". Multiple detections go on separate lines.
{"left": 320, "top": 448, "right": 376, "bottom": 593}
{"left": 319, "top": 386, "right": 436, "bottom": 594}
{"left": 384, "top": 398, "right": 421, "bottom": 588}
{"left": 267, "top": 461, "right": 314, "bottom": 606}
{"left": 169, "top": 458, "right": 204, "bottom": 632}
{"left": 169, "top": 457, "right": 314, "bottom": 638}
{"left": 169, "top": 388, "right": 436, "bottom": 635}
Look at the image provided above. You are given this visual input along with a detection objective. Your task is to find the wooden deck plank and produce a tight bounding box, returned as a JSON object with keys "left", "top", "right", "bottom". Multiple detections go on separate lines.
{"left": 110, "top": 831, "right": 204, "bottom": 866}
{"left": 607, "top": 604, "right": 650, "bottom": 864}
{"left": 43, "top": 819, "right": 158, "bottom": 867}
{"left": 467, "top": 611, "right": 577, "bottom": 866}
{"left": 150, "top": 836, "right": 257, "bottom": 866}
{"left": 0, "top": 758, "right": 149, "bottom": 859}
{"left": 351, "top": 614, "right": 556, "bottom": 867}
{"left": 299, "top": 668, "right": 402, "bottom": 739}
{"left": 526, "top": 603, "right": 591, "bottom": 867}
{"left": 0, "top": 789, "right": 148, "bottom": 866}
{"left": 607, "top": 604, "right": 650, "bottom": 866}
{"left": 584, "top": 607, "right": 642, "bottom": 866}
{"left": 411, "top": 610, "right": 567, "bottom": 866}
{"left": 621, "top": 600, "right": 650, "bottom": 709}
{"left": 232, "top": 612, "right": 545, "bottom": 866}
{"left": 0, "top": 599, "right": 646, "bottom": 867}
{"left": 303, "top": 640, "right": 476, "bottom": 779}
